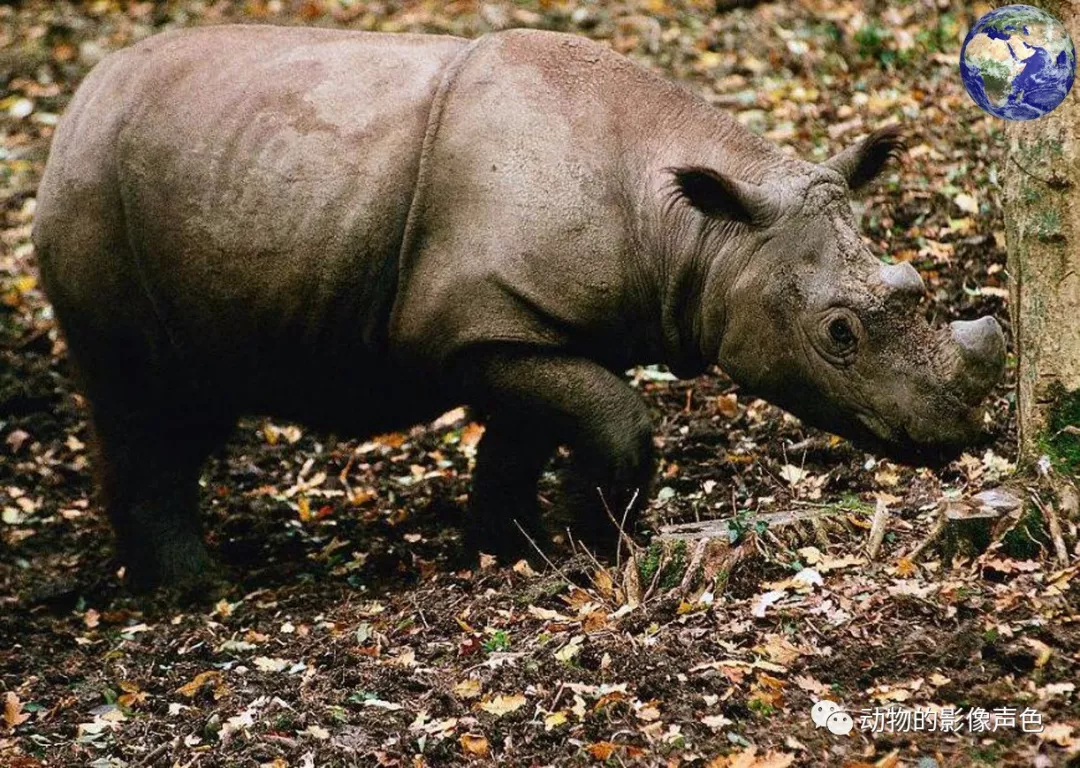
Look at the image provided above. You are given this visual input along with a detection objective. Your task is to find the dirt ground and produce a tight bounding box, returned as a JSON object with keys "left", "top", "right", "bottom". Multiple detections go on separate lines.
{"left": 2, "top": 0, "right": 1078, "bottom": 766}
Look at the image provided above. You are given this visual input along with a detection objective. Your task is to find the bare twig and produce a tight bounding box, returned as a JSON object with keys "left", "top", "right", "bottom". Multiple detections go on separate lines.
{"left": 907, "top": 510, "right": 947, "bottom": 562}
{"left": 598, "top": 487, "right": 641, "bottom": 571}
{"left": 1030, "top": 491, "right": 1070, "bottom": 567}
{"left": 676, "top": 537, "right": 709, "bottom": 597}
{"left": 811, "top": 517, "right": 832, "bottom": 549}
{"left": 136, "top": 740, "right": 172, "bottom": 768}
{"left": 512, "top": 519, "right": 575, "bottom": 587}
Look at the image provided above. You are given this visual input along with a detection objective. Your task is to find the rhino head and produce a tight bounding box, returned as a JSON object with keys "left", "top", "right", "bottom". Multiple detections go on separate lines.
{"left": 665, "top": 127, "right": 1004, "bottom": 464}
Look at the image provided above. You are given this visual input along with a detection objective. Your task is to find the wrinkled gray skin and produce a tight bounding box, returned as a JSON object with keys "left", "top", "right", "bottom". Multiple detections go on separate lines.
{"left": 33, "top": 25, "right": 1005, "bottom": 592}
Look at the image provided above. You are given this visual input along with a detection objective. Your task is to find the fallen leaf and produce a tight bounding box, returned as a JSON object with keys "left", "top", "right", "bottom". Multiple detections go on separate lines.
{"left": 512, "top": 559, "right": 537, "bottom": 577}
{"left": 954, "top": 192, "right": 979, "bottom": 214}
{"left": 459, "top": 732, "right": 490, "bottom": 757}
{"left": 717, "top": 393, "right": 739, "bottom": 418}
{"left": 454, "top": 679, "right": 483, "bottom": 700}
{"left": 479, "top": 694, "right": 526, "bottom": 717}
{"left": 895, "top": 557, "right": 918, "bottom": 578}
{"left": 752, "top": 590, "right": 786, "bottom": 618}
{"left": 175, "top": 671, "right": 222, "bottom": 698}
{"left": 779, "top": 464, "right": 808, "bottom": 486}
{"left": 253, "top": 656, "right": 291, "bottom": 673}
{"left": 701, "top": 713, "right": 733, "bottom": 730}
{"left": 3, "top": 692, "right": 30, "bottom": 729}
{"left": 544, "top": 711, "right": 568, "bottom": 730}
{"left": 1023, "top": 638, "right": 1052, "bottom": 668}
{"left": 587, "top": 742, "right": 618, "bottom": 760}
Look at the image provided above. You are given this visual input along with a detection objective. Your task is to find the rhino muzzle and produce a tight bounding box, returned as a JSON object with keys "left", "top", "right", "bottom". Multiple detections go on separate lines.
{"left": 949, "top": 316, "right": 1006, "bottom": 407}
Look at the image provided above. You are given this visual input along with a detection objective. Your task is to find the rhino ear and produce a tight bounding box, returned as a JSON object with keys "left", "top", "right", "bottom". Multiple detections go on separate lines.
{"left": 669, "top": 166, "right": 777, "bottom": 226}
{"left": 824, "top": 125, "right": 905, "bottom": 191}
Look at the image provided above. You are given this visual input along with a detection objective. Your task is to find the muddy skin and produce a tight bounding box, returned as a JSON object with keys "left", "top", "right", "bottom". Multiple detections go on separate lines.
{"left": 32, "top": 26, "right": 1005, "bottom": 591}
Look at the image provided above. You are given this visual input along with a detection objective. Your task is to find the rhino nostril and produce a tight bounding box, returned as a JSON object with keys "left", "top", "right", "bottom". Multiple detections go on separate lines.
{"left": 949, "top": 316, "right": 1005, "bottom": 404}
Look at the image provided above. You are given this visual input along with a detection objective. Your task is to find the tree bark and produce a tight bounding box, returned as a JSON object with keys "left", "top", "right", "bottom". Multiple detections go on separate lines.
{"left": 1004, "top": 0, "right": 1080, "bottom": 484}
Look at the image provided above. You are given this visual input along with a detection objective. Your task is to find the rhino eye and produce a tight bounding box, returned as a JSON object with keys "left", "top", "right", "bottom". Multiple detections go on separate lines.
{"left": 829, "top": 317, "right": 856, "bottom": 347}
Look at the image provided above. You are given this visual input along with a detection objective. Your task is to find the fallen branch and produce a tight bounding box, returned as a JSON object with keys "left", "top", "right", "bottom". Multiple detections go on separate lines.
{"left": 865, "top": 499, "right": 889, "bottom": 559}
{"left": 1030, "top": 491, "right": 1070, "bottom": 567}
{"left": 907, "top": 512, "right": 948, "bottom": 563}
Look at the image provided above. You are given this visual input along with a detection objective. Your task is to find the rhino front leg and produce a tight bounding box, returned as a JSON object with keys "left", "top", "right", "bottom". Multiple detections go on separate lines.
{"left": 469, "top": 412, "right": 559, "bottom": 560}
{"left": 461, "top": 350, "right": 654, "bottom": 559}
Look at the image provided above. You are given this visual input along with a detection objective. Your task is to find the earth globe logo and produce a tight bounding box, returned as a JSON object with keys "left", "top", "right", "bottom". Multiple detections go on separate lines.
{"left": 960, "top": 4, "right": 1076, "bottom": 120}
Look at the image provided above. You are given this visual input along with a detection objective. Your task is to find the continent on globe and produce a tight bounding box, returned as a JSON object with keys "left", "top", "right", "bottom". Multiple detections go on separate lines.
{"left": 961, "top": 4, "right": 1076, "bottom": 120}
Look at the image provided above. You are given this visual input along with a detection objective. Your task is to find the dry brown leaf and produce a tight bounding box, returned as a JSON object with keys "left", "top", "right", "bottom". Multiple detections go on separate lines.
{"left": 459, "top": 732, "right": 490, "bottom": 758}
{"left": 175, "top": 670, "right": 223, "bottom": 698}
{"left": 582, "top": 609, "right": 607, "bottom": 634}
{"left": 512, "top": 559, "right": 537, "bottom": 577}
{"left": 453, "top": 679, "right": 483, "bottom": 700}
{"left": 707, "top": 746, "right": 795, "bottom": 768}
{"left": 117, "top": 681, "right": 148, "bottom": 708}
{"left": 3, "top": 692, "right": 30, "bottom": 729}
{"left": 593, "top": 568, "right": 614, "bottom": 598}
{"left": 587, "top": 742, "right": 618, "bottom": 760}
{"left": 894, "top": 557, "right": 917, "bottom": 578}
{"left": 755, "top": 634, "right": 803, "bottom": 666}
{"left": 716, "top": 393, "right": 739, "bottom": 418}
{"left": 479, "top": 694, "right": 526, "bottom": 717}
{"left": 459, "top": 423, "right": 485, "bottom": 450}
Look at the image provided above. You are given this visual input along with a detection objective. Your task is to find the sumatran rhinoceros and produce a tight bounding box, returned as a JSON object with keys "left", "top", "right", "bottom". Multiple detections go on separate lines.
{"left": 33, "top": 25, "right": 1005, "bottom": 591}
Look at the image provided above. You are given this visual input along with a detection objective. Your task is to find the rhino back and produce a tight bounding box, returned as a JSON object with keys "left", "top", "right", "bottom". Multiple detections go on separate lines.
{"left": 389, "top": 28, "right": 793, "bottom": 374}
{"left": 38, "top": 25, "right": 467, "bottom": 396}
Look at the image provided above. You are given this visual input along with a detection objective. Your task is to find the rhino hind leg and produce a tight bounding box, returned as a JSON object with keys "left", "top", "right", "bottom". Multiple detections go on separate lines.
{"left": 88, "top": 391, "right": 235, "bottom": 594}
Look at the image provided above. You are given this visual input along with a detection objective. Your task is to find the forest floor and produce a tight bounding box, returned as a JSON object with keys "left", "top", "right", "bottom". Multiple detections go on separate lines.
{"left": 2, "top": 0, "right": 1078, "bottom": 766}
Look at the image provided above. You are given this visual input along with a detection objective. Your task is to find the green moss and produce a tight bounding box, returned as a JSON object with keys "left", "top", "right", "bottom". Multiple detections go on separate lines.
{"left": 1036, "top": 209, "right": 1066, "bottom": 244}
{"left": 1001, "top": 505, "right": 1050, "bottom": 560}
{"left": 824, "top": 493, "right": 873, "bottom": 517}
{"left": 638, "top": 542, "right": 663, "bottom": 585}
{"left": 1042, "top": 384, "right": 1080, "bottom": 473}
{"left": 659, "top": 541, "right": 688, "bottom": 590}
{"left": 637, "top": 540, "right": 688, "bottom": 591}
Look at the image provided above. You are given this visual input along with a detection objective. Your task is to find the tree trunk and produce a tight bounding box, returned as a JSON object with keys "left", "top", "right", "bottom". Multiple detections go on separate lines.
{"left": 1004, "top": 0, "right": 1080, "bottom": 483}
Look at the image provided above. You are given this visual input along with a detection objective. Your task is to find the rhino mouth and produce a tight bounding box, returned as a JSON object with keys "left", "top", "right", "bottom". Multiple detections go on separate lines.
{"left": 853, "top": 411, "right": 993, "bottom": 468}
